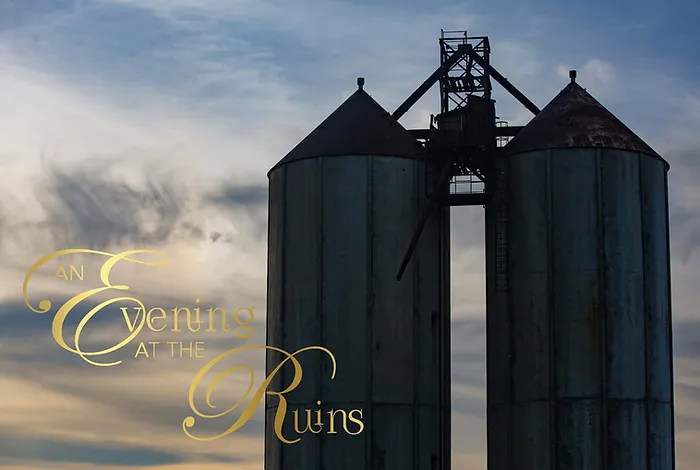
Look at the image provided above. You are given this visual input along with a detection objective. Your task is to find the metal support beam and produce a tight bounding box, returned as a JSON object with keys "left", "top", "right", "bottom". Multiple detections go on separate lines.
{"left": 496, "top": 125, "right": 524, "bottom": 137}
{"left": 466, "top": 46, "right": 540, "bottom": 116}
{"left": 408, "top": 126, "right": 523, "bottom": 140}
{"left": 392, "top": 45, "right": 468, "bottom": 121}
{"left": 448, "top": 193, "right": 489, "bottom": 206}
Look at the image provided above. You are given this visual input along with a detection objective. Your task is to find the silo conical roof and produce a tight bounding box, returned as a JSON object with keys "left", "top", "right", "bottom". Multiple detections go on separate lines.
{"left": 505, "top": 81, "right": 667, "bottom": 166}
{"left": 269, "top": 89, "right": 422, "bottom": 175}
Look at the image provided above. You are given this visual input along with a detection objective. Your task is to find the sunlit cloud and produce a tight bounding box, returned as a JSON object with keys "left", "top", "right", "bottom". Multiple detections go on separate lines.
{"left": 1, "top": 0, "right": 699, "bottom": 468}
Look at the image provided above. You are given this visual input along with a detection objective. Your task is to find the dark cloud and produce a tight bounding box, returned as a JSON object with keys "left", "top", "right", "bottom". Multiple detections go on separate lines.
{"left": 0, "top": 436, "right": 185, "bottom": 467}
{"left": 451, "top": 206, "right": 486, "bottom": 251}
{"left": 206, "top": 181, "right": 269, "bottom": 242}
{"left": 0, "top": 295, "right": 268, "bottom": 445}
{"left": 669, "top": 206, "right": 700, "bottom": 264}
{"left": 671, "top": 320, "right": 700, "bottom": 359}
{"left": 38, "top": 164, "right": 201, "bottom": 249}
{"left": 674, "top": 412, "right": 700, "bottom": 435}
{"left": 663, "top": 148, "right": 700, "bottom": 263}
{"left": 450, "top": 316, "right": 487, "bottom": 420}
{"left": 451, "top": 316, "right": 486, "bottom": 388}
{"left": 208, "top": 184, "right": 268, "bottom": 208}
{"left": 0, "top": 162, "right": 273, "bottom": 254}
{"left": 0, "top": 348, "right": 267, "bottom": 444}
{"left": 673, "top": 382, "right": 700, "bottom": 434}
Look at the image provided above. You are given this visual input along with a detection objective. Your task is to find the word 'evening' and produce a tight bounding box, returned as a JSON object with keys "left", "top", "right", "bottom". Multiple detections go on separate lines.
{"left": 120, "top": 301, "right": 254, "bottom": 336}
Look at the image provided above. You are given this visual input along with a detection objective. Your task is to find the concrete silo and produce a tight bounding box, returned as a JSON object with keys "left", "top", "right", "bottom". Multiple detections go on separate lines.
{"left": 486, "top": 71, "right": 675, "bottom": 469}
{"left": 265, "top": 79, "right": 451, "bottom": 470}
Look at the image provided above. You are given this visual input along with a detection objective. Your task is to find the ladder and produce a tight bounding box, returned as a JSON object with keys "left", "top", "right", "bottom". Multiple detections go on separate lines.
{"left": 494, "top": 153, "right": 508, "bottom": 293}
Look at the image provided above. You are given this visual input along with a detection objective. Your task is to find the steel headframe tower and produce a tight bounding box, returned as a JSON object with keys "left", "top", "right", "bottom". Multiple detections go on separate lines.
{"left": 393, "top": 30, "right": 539, "bottom": 281}
{"left": 439, "top": 30, "right": 492, "bottom": 112}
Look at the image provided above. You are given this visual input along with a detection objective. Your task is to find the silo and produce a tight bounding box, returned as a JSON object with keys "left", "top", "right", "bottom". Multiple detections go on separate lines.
{"left": 486, "top": 71, "right": 675, "bottom": 470}
{"left": 265, "top": 79, "right": 451, "bottom": 470}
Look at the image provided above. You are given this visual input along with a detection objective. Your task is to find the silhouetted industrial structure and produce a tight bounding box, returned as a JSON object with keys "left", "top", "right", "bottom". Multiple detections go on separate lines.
{"left": 265, "top": 79, "right": 451, "bottom": 469}
{"left": 265, "top": 30, "right": 675, "bottom": 470}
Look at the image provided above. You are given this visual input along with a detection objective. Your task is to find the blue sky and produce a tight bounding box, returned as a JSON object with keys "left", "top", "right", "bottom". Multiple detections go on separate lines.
{"left": 1, "top": 0, "right": 699, "bottom": 469}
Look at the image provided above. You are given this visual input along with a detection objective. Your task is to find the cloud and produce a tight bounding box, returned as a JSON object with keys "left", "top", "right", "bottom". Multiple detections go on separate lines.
{"left": 1, "top": 0, "right": 700, "bottom": 469}
{"left": 0, "top": 292, "right": 268, "bottom": 465}
{"left": 39, "top": 164, "right": 194, "bottom": 249}
{"left": 0, "top": 161, "right": 275, "bottom": 280}
{"left": 207, "top": 184, "right": 267, "bottom": 208}
{"left": 0, "top": 436, "right": 186, "bottom": 467}
{"left": 555, "top": 58, "right": 616, "bottom": 96}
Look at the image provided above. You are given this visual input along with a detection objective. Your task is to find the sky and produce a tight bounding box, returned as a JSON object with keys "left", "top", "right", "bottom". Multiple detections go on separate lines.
{"left": 0, "top": 0, "right": 699, "bottom": 468}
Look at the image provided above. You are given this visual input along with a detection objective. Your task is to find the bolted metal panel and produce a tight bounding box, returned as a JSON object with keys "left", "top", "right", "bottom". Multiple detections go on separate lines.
{"left": 281, "top": 159, "right": 323, "bottom": 404}
{"left": 486, "top": 406, "right": 510, "bottom": 470}
{"left": 265, "top": 154, "right": 450, "bottom": 470}
{"left": 508, "top": 151, "right": 549, "bottom": 405}
{"left": 319, "top": 156, "right": 370, "bottom": 403}
{"left": 511, "top": 402, "right": 551, "bottom": 469}
{"left": 601, "top": 149, "right": 646, "bottom": 400}
{"left": 640, "top": 157, "right": 673, "bottom": 402}
{"left": 641, "top": 157, "right": 675, "bottom": 469}
{"left": 607, "top": 400, "right": 647, "bottom": 469}
{"left": 266, "top": 167, "right": 285, "bottom": 470}
{"left": 487, "top": 146, "right": 675, "bottom": 470}
{"left": 371, "top": 156, "right": 418, "bottom": 405}
{"left": 550, "top": 149, "right": 601, "bottom": 400}
{"left": 318, "top": 156, "right": 370, "bottom": 470}
{"left": 556, "top": 400, "right": 603, "bottom": 469}
{"left": 279, "top": 159, "right": 322, "bottom": 469}
{"left": 267, "top": 167, "right": 286, "bottom": 391}
{"left": 551, "top": 149, "right": 604, "bottom": 470}
{"left": 648, "top": 403, "right": 674, "bottom": 467}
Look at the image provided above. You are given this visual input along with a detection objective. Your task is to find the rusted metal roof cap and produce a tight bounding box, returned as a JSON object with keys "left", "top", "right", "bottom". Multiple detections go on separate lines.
{"left": 269, "top": 88, "right": 421, "bottom": 175}
{"left": 505, "top": 81, "right": 668, "bottom": 167}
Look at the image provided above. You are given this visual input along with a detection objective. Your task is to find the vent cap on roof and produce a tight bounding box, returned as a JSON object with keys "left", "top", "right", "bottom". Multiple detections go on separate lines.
{"left": 505, "top": 80, "right": 667, "bottom": 167}
{"left": 269, "top": 88, "right": 421, "bottom": 175}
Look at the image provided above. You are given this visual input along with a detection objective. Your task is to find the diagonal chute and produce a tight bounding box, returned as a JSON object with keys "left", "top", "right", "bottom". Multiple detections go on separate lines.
{"left": 396, "top": 155, "right": 455, "bottom": 281}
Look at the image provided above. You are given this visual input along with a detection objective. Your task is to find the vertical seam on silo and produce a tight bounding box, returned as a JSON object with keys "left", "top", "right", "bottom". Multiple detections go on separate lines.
{"left": 597, "top": 148, "right": 608, "bottom": 469}
{"left": 366, "top": 155, "right": 374, "bottom": 467}
{"left": 446, "top": 190, "right": 451, "bottom": 470}
{"left": 280, "top": 165, "right": 287, "bottom": 470}
{"left": 504, "top": 152, "right": 513, "bottom": 470}
{"left": 442, "top": 178, "right": 451, "bottom": 470}
{"left": 265, "top": 173, "right": 271, "bottom": 407}
{"left": 264, "top": 170, "right": 273, "bottom": 468}
{"left": 412, "top": 157, "right": 419, "bottom": 470}
{"left": 664, "top": 167, "right": 676, "bottom": 470}
{"left": 639, "top": 152, "right": 651, "bottom": 470}
{"left": 317, "top": 157, "right": 324, "bottom": 467}
{"left": 547, "top": 149, "right": 557, "bottom": 470}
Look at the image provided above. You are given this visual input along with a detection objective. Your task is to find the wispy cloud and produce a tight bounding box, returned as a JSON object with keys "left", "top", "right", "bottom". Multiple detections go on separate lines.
{"left": 1, "top": 0, "right": 699, "bottom": 468}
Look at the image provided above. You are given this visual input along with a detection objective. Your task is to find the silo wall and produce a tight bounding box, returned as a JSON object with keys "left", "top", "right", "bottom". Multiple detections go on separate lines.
{"left": 266, "top": 154, "right": 451, "bottom": 470}
{"left": 486, "top": 148, "right": 674, "bottom": 470}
